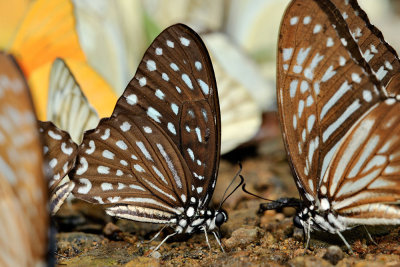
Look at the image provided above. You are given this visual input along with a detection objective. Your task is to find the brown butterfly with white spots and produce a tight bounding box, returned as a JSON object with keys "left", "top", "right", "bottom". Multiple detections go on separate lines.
{"left": 0, "top": 52, "right": 49, "bottom": 266}
{"left": 260, "top": 0, "right": 400, "bottom": 251}
{"left": 43, "top": 24, "right": 233, "bottom": 252}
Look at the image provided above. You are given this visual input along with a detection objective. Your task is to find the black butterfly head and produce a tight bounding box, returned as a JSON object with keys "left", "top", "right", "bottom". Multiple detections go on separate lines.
{"left": 215, "top": 209, "right": 228, "bottom": 227}
{"left": 293, "top": 214, "right": 303, "bottom": 229}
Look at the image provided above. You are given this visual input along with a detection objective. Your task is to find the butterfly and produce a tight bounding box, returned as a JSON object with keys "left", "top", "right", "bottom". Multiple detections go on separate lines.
{"left": 0, "top": 52, "right": 49, "bottom": 266}
{"left": 43, "top": 24, "right": 233, "bottom": 252}
{"left": 260, "top": 0, "right": 400, "bottom": 251}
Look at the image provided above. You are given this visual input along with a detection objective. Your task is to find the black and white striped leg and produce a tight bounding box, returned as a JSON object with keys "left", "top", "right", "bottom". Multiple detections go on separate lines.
{"left": 202, "top": 226, "right": 211, "bottom": 250}
{"left": 305, "top": 218, "right": 311, "bottom": 250}
{"left": 151, "top": 232, "right": 177, "bottom": 254}
{"left": 336, "top": 231, "right": 353, "bottom": 254}
{"left": 212, "top": 231, "right": 225, "bottom": 253}
{"left": 362, "top": 225, "right": 377, "bottom": 245}
{"left": 143, "top": 226, "right": 167, "bottom": 245}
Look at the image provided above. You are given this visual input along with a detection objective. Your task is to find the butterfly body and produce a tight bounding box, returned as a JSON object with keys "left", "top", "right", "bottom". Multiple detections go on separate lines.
{"left": 107, "top": 202, "right": 227, "bottom": 235}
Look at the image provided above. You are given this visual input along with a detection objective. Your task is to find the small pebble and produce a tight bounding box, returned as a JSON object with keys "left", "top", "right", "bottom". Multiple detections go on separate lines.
{"left": 293, "top": 227, "right": 304, "bottom": 240}
{"left": 224, "top": 227, "right": 262, "bottom": 249}
{"left": 323, "top": 245, "right": 344, "bottom": 265}
{"left": 103, "top": 222, "right": 121, "bottom": 237}
{"left": 151, "top": 251, "right": 162, "bottom": 259}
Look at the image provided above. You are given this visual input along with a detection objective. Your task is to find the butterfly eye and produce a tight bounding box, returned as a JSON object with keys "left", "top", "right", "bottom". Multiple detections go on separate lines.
{"left": 215, "top": 211, "right": 227, "bottom": 227}
{"left": 293, "top": 215, "right": 302, "bottom": 229}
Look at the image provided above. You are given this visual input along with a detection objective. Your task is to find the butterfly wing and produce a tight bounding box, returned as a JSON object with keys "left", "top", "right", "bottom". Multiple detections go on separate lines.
{"left": 113, "top": 24, "right": 220, "bottom": 207}
{"left": 321, "top": 96, "right": 400, "bottom": 223}
{"left": 39, "top": 120, "right": 78, "bottom": 214}
{"left": 331, "top": 0, "right": 400, "bottom": 95}
{"left": 71, "top": 113, "right": 192, "bottom": 223}
{"left": 277, "top": 0, "right": 384, "bottom": 199}
{"left": 47, "top": 58, "right": 99, "bottom": 143}
{"left": 0, "top": 52, "right": 48, "bottom": 266}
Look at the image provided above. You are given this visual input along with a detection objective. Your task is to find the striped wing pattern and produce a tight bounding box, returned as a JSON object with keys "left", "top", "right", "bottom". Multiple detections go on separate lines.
{"left": 279, "top": 0, "right": 400, "bottom": 227}
{"left": 0, "top": 52, "right": 48, "bottom": 266}
{"left": 47, "top": 58, "right": 99, "bottom": 143}
{"left": 71, "top": 24, "right": 220, "bottom": 221}
{"left": 112, "top": 24, "right": 220, "bottom": 207}
{"left": 72, "top": 114, "right": 192, "bottom": 223}
{"left": 278, "top": 0, "right": 382, "bottom": 199}
{"left": 322, "top": 97, "right": 400, "bottom": 221}
{"left": 39, "top": 120, "right": 77, "bottom": 214}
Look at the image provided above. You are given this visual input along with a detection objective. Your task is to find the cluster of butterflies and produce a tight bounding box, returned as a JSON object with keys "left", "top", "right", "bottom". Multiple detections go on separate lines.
{"left": 2, "top": 0, "right": 400, "bottom": 265}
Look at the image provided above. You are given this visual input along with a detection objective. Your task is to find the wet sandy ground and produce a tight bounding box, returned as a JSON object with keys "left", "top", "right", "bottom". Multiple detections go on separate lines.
{"left": 54, "top": 120, "right": 400, "bottom": 266}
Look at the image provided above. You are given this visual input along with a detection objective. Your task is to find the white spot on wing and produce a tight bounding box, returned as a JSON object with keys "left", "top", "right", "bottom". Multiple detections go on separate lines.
{"left": 198, "top": 79, "right": 209, "bottom": 95}
{"left": 182, "top": 74, "right": 193, "bottom": 89}
{"left": 147, "top": 107, "right": 162, "bottom": 123}
{"left": 155, "top": 89, "right": 165, "bottom": 100}
{"left": 147, "top": 60, "right": 156, "bottom": 71}
{"left": 180, "top": 37, "right": 190, "bottom": 46}
{"left": 116, "top": 140, "right": 128, "bottom": 150}
{"left": 126, "top": 94, "right": 137, "bottom": 105}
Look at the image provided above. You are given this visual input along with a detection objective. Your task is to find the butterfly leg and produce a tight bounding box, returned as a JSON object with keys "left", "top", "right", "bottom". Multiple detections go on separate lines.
{"left": 202, "top": 226, "right": 211, "bottom": 251}
{"left": 304, "top": 218, "right": 311, "bottom": 251}
{"left": 142, "top": 225, "right": 167, "bottom": 245}
{"left": 151, "top": 232, "right": 177, "bottom": 254}
{"left": 336, "top": 231, "right": 353, "bottom": 254}
{"left": 362, "top": 225, "right": 377, "bottom": 245}
{"left": 212, "top": 231, "right": 225, "bottom": 253}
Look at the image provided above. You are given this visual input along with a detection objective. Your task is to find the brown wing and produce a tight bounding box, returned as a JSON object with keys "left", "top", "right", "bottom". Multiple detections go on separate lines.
{"left": 113, "top": 24, "right": 220, "bottom": 206}
{"left": 277, "top": 0, "right": 383, "bottom": 198}
{"left": 70, "top": 113, "right": 194, "bottom": 222}
{"left": 0, "top": 52, "right": 48, "bottom": 266}
{"left": 39, "top": 120, "right": 78, "bottom": 214}
{"left": 331, "top": 0, "right": 400, "bottom": 95}
{"left": 320, "top": 98, "right": 400, "bottom": 222}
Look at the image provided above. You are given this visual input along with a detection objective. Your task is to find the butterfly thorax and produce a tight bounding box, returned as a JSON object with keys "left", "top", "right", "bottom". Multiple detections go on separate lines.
{"left": 171, "top": 204, "right": 227, "bottom": 234}
{"left": 295, "top": 199, "right": 348, "bottom": 234}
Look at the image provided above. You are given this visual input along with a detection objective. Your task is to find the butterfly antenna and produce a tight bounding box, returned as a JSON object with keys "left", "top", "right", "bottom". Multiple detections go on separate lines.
{"left": 218, "top": 163, "right": 243, "bottom": 210}
{"left": 218, "top": 175, "right": 244, "bottom": 210}
{"left": 241, "top": 183, "right": 275, "bottom": 202}
{"left": 241, "top": 183, "right": 302, "bottom": 211}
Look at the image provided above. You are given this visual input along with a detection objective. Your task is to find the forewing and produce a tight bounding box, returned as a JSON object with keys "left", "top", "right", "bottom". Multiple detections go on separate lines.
{"left": 0, "top": 52, "right": 48, "bottom": 266}
{"left": 47, "top": 58, "right": 99, "bottom": 143}
{"left": 70, "top": 113, "right": 193, "bottom": 222}
{"left": 113, "top": 24, "right": 220, "bottom": 206}
{"left": 39, "top": 120, "right": 78, "bottom": 214}
{"left": 321, "top": 98, "right": 400, "bottom": 218}
{"left": 331, "top": 0, "right": 400, "bottom": 95}
{"left": 278, "top": 0, "right": 383, "bottom": 197}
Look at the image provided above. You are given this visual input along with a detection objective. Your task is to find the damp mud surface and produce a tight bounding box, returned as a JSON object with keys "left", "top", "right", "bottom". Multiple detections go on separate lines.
{"left": 54, "top": 125, "right": 400, "bottom": 266}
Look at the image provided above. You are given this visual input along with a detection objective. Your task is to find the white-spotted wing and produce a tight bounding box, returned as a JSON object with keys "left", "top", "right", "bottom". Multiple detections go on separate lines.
{"left": 71, "top": 24, "right": 220, "bottom": 210}
{"left": 39, "top": 120, "right": 78, "bottom": 215}
{"left": 69, "top": 24, "right": 226, "bottom": 242}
